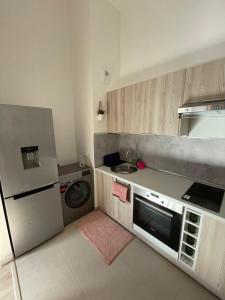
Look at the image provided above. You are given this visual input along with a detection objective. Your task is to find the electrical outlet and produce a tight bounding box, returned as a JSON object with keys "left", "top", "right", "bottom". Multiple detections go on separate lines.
{"left": 102, "top": 70, "right": 110, "bottom": 84}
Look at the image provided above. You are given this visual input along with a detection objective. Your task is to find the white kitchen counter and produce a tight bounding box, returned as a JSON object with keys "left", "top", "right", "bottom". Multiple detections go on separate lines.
{"left": 96, "top": 165, "right": 225, "bottom": 222}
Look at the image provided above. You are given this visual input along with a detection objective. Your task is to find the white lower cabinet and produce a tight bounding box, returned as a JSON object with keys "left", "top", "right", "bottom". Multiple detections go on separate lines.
{"left": 112, "top": 193, "right": 133, "bottom": 230}
{"left": 95, "top": 170, "right": 225, "bottom": 299}
{"left": 95, "top": 170, "right": 133, "bottom": 230}
{"left": 179, "top": 208, "right": 202, "bottom": 270}
{"left": 178, "top": 208, "right": 225, "bottom": 299}
{"left": 95, "top": 171, "right": 113, "bottom": 218}
{"left": 195, "top": 215, "right": 225, "bottom": 300}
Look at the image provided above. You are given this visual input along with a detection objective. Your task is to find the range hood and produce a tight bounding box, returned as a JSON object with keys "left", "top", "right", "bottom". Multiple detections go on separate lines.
{"left": 178, "top": 99, "right": 225, "bottom": 138}
{"left": 178, "top": 99, "right": 225, "bottom": 118}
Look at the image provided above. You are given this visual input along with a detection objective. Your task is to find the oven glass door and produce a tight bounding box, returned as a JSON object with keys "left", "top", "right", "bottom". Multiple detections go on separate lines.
{"left": 133, "top": 194, "right": 182, "bottom": 252}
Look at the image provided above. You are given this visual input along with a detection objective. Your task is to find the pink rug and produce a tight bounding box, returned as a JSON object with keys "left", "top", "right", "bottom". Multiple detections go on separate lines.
{"left": 77, "top": 210, "right": 134, "bottom": 265}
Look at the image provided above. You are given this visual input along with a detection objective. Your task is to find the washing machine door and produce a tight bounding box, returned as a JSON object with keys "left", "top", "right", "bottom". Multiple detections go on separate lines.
{"left": 65, "top": 180, "right": 91, "bottom": 208}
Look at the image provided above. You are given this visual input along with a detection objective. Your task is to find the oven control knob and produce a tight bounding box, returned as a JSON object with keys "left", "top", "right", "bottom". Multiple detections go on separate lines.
{"left": 161, "top": 201, "right": 164, "bottom": 204}
{"left": 146, "top": 194, "right": 150, "bottom": 198}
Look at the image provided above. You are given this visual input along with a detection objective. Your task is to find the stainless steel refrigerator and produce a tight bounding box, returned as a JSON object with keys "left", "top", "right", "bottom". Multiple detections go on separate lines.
{"left": 0, "top": 104, "right": 64, "bottom": 257}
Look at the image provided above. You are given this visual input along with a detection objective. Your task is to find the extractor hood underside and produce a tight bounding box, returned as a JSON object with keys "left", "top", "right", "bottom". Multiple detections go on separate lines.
{"left": 178, "top": 99, "right": 225, "bottom": 138}
{"left": 178, "top": 99, "right": 225, "bottom": 118}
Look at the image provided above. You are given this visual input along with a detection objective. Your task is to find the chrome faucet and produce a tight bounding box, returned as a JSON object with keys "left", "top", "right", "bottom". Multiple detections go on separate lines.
{"left": 125, "top": 148, "right": 135, "bottom": 164}
{"left": 125, "top": 149, "right": 130, "bottom": 162}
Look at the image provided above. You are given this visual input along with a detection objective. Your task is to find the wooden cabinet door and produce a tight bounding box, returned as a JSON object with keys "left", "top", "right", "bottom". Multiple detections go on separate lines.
{"left": 183, "top": 58, "right": 225, "bottom": 104}
{"left": 112, "top": 190, "right": 133, "bottom": 230}
{"left": 153, "top": 70, "right": 185, "bottom": 136}
{"left": 95, "top": 171, "right": 133, "bottom": 230}
{"left": 95, "top": 171, "right": 113, "bottom": 218}
{"left": 132, "top": 79, "right": 156, "bottom": 134}
{"left": 120, "top": 85, "right": 135, "bottom": 133}
{"left": 118, "top": 70, "right": 185, "bottom": 136}
{"left": 107, "top": 70, "right": 184, "bottom": 136}
{"left": 195, "top": 215, "right": 225, "bottom": 299}
{"left": 107, "top": 89, "right": 122, "bottom": 133}
{"left": 107, "top": 86, "right": 135, "bottom": 133}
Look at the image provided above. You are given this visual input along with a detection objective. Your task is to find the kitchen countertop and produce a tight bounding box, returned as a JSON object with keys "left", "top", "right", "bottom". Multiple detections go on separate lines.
{"left": 96, "top": 165, "right": 225, "bottom": 222}
{"left": 59, "top": 163, "right": 90, "bottom": 176}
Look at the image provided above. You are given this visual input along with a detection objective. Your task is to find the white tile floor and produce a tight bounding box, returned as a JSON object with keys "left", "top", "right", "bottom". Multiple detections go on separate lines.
{"left": 16, "top": 220, "right": 219, "bottom": 300}
{"left": 0, "top": 264, "right": 15, "bottom": 300}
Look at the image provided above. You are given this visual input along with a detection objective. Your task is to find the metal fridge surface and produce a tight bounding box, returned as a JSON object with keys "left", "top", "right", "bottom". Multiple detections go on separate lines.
{"left": 4, "top": 183, "right": 63, "bottom": 257}
{"left": 0, "top": 104, "right": 64, "bottom": 257}
{"left": 0, "top": 104, "right": 59, "bottom": 198}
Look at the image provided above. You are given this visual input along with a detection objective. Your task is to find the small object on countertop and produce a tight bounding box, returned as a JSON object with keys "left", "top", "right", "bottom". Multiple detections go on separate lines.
{"left": 103, "top": 152, "right": 125, "bottom": 167}
{"left": 112, "top": 182, "right": 129, "bottom": 203}
{"left": 79, "top": 154, "right": 85, "bottom": 167}
{"left": 136, "top": 160, "right": 146, "bottom": 170}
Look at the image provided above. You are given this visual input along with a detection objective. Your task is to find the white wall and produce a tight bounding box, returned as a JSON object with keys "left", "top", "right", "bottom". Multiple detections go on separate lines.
{"left": 0, "top": 0, "right": 120, "bottom": 167}
{"left": 110, "top": 0, "right": 225, "bottom": 86}
{"left": 0, "top": 0, "right": 120, "bottom": 262}
{"left": 0, "top": 0, "right": 77, "bottom": 165}
{"left": 70, "top": 0, "right": 120, "bottom": 167}
{"left": 70, "top": 0, "right": 94, "bottom": 165}
{"left": 90, "top": 0, "right": 120, "bottom": 133}
{"left": 119, "top": 41, "right": 225, "bottom": 88}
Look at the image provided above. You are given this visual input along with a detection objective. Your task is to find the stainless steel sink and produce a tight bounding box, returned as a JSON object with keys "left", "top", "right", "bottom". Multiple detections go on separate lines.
{"left": 111, "top": 164, "right": 137, "bottom": 174}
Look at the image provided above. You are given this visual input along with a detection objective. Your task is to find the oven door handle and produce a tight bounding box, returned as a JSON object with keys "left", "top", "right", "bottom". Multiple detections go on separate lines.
{"left": 134, "top": 196, "right": 174, "bottom": 218}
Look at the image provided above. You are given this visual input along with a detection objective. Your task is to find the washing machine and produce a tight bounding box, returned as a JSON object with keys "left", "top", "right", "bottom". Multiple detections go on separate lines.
{"left": 59, "top": 163, "right": 94, "bottom": 226}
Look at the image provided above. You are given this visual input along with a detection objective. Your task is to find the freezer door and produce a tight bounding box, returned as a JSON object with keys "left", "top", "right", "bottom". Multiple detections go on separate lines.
{"left": 0, "top": 105, "right": 58, "bottom": 198}
{"left": 4, "top": 183, "right": 64, "bottom": 257}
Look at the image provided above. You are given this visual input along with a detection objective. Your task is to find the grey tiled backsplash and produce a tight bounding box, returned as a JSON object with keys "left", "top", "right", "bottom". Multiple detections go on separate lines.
{"left": 94, "top": 133, "right": 120, "bottom": 167}
{"left": 94, "top": 133, "right": 225, "bottom": 187}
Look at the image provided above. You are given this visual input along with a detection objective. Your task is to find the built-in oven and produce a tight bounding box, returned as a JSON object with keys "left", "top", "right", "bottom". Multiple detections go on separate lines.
{"left": 133, "top": 187, "right": 184, "bottom": 259}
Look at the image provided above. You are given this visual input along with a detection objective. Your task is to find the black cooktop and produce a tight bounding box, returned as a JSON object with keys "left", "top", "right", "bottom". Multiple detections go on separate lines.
{"left": 182, "top": 182, "right": 224, "bottom": 213}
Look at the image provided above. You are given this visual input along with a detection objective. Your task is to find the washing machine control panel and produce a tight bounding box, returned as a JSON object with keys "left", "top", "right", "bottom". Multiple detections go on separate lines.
{"left": 82, "top": 169, "right": 90, "bottom": 176}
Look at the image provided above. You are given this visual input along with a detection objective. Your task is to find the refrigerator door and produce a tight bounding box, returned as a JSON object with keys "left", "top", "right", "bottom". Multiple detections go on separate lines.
{"left": 0, "top": 105, "right": 58, "bottom": 198}
{"left": 4, "top": 183, "right": 64, "bottom": 257}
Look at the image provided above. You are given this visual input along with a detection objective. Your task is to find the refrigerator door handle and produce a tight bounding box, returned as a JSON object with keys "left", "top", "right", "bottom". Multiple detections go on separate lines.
{"left": 13, "top": 183, "right": 56, "bottom": 200}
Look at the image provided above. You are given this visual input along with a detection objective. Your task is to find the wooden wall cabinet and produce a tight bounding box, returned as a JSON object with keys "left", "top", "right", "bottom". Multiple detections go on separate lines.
{"left": 153, "top": 70, "right": 185, "bottom": 136}
{"left": 95, "top": 171, "right": 133, "bottom": 230}
{"left": 183, "top": 57, "right": 225, "bottom": 104}
{"left": 107, "top": 57, "right": 225, "bottom": 136}
{"left": 107, "top": 70, "right": 185, "bottom": 136}
{"left": 195, "top": 215, "right": 225, "bottom": 299}
{"left": 107, "top": 85, "right": 136, "bottom": 133}
{"left": 107, "top": 89, "right": 122, "bottom": 133}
